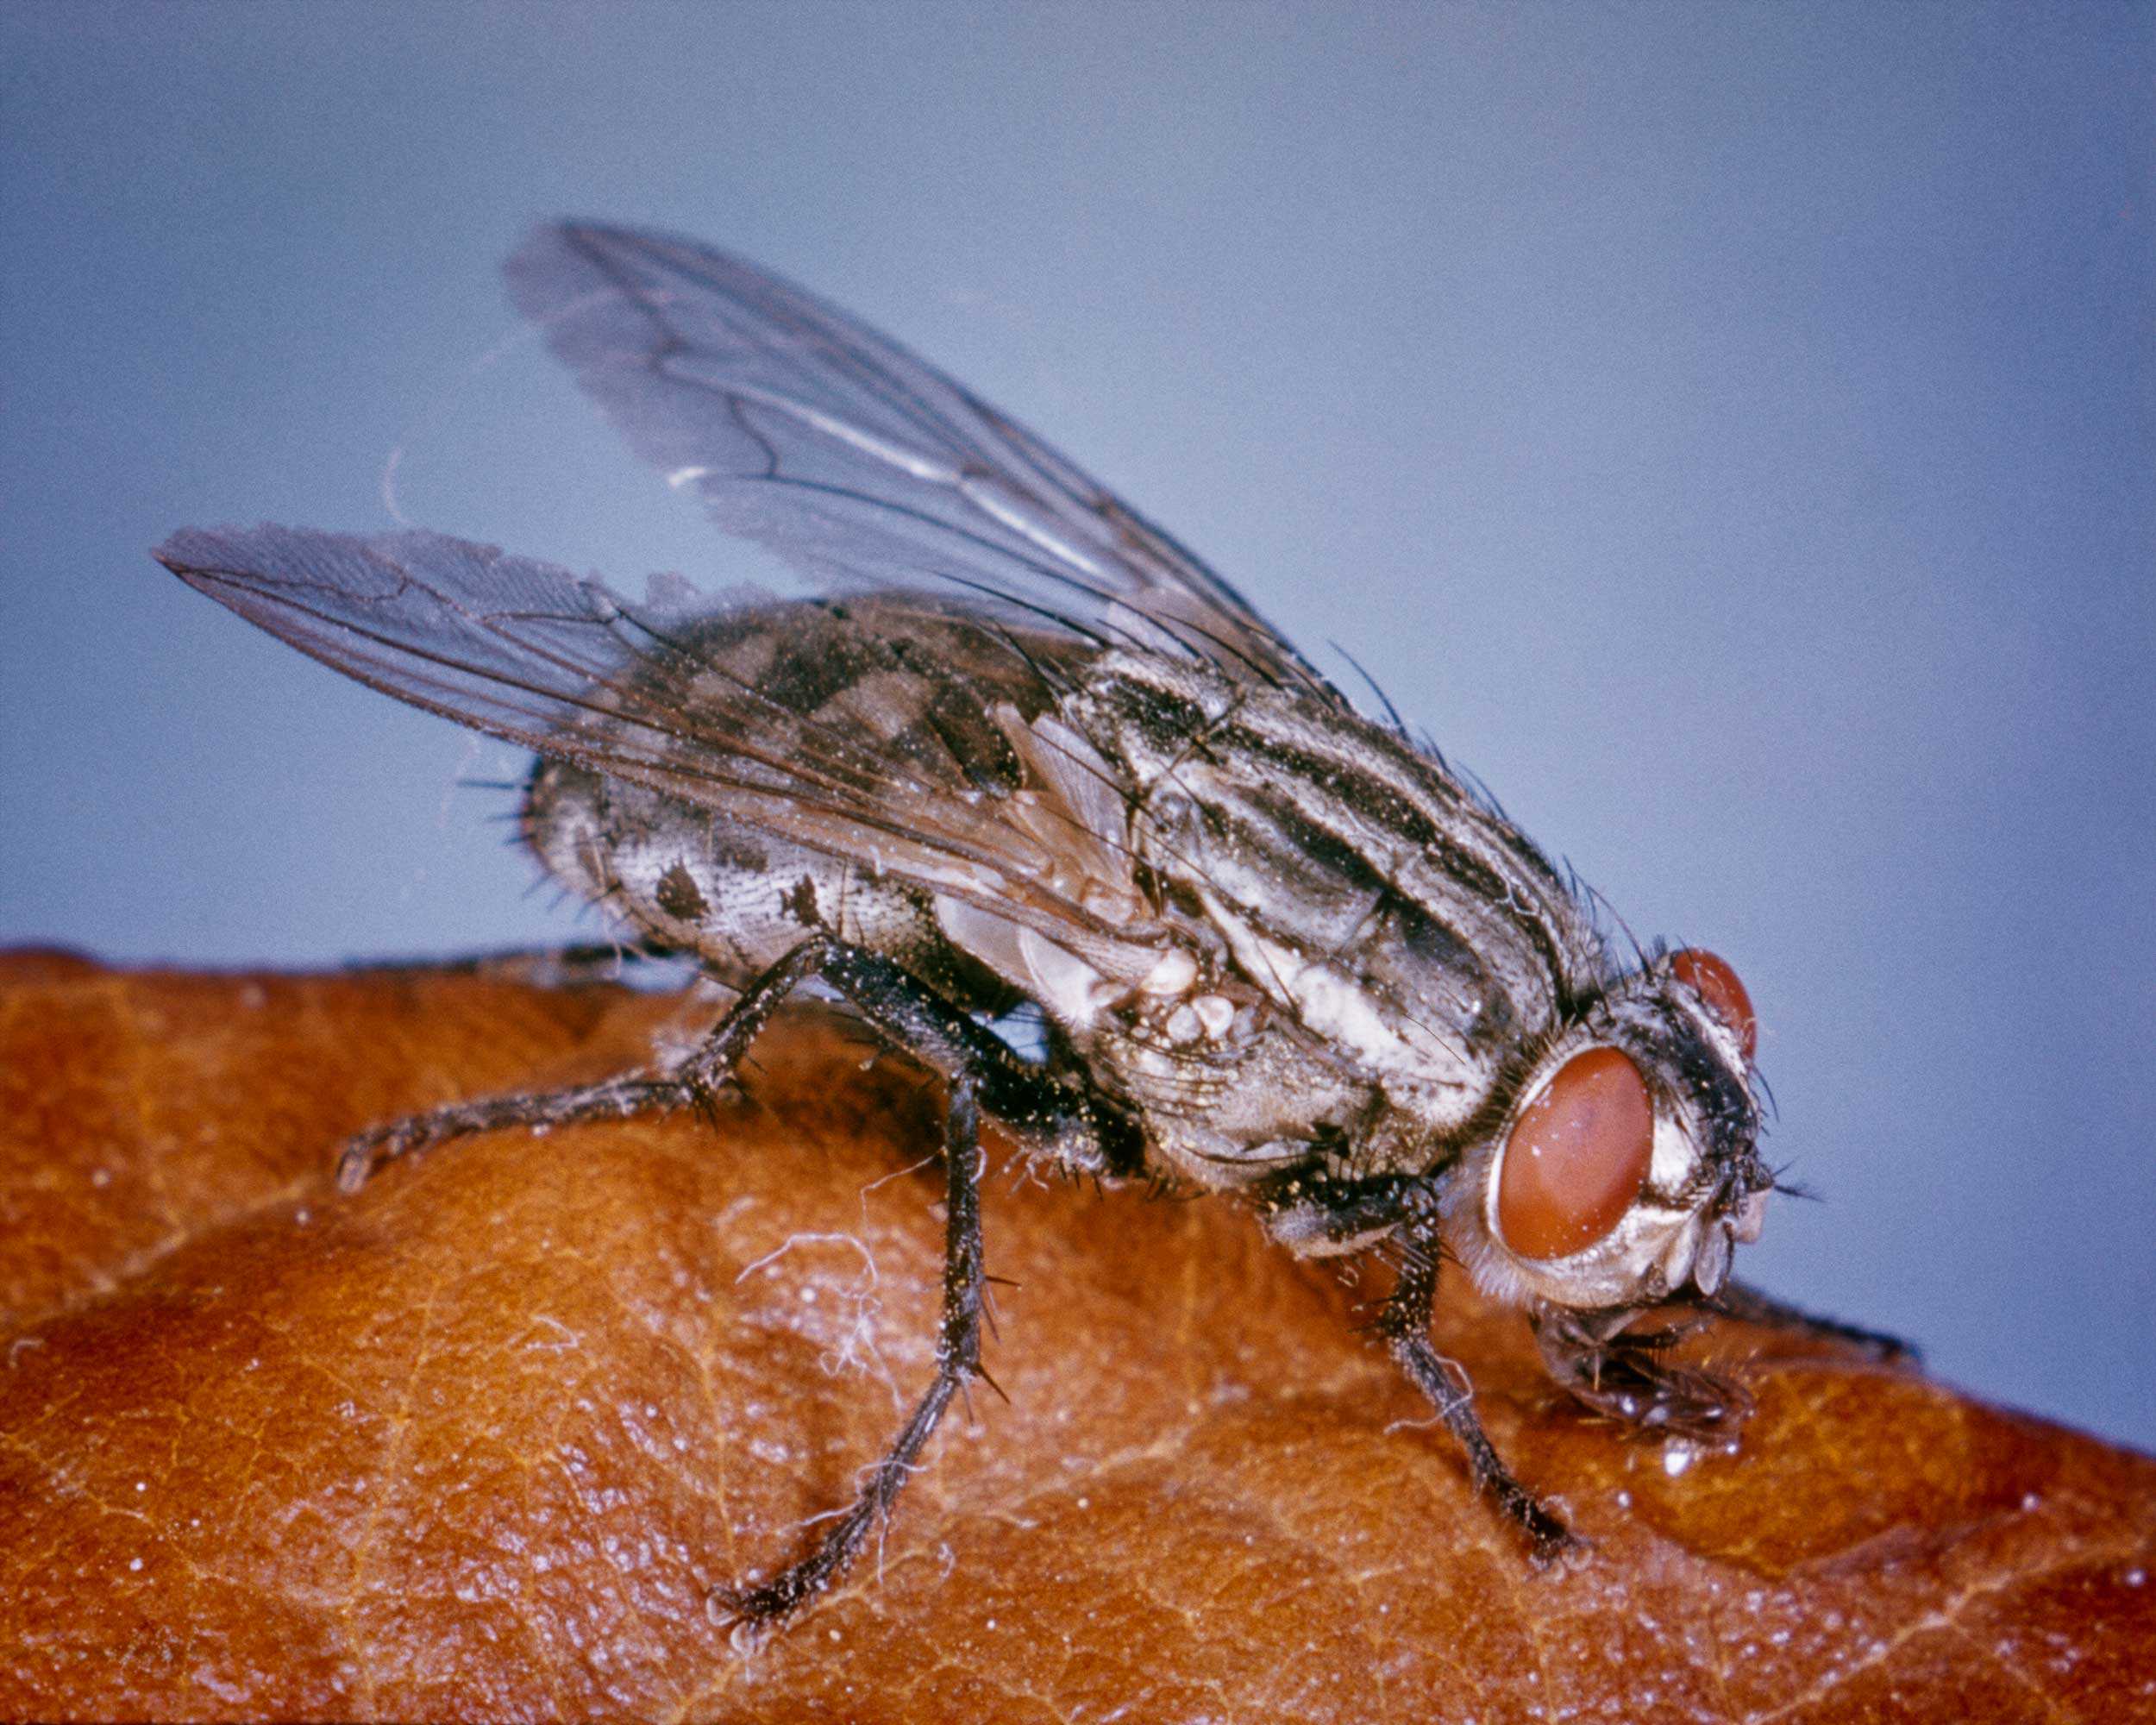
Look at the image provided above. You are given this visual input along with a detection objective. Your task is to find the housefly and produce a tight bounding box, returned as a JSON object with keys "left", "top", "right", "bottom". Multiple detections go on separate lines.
{"left": 159, "top": 223, "right": 1892, "bottom": 1633}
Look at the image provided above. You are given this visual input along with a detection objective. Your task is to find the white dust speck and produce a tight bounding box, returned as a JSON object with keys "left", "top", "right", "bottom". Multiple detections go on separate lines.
{"left": 2124, "top": 1568, "right": 2147, "bottom": 1588}
{"left": 1661, "top": 1440, "right": 1699, "bottom": 1478}
{"left": 2020, "top": 1491, "right": 2041, "bottom": 1512}
{"left": 135, "top": 1480, "right": 147, "bottom": 1493}
{"left": 1614, "top": 1490, "right": 1633, "bottom": 1509}
{"left": 128, "top": 1557, "right": 142, "bottom": 1571}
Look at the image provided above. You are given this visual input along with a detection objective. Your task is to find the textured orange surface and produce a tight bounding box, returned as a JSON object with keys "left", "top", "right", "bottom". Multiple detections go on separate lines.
{"left": 2, "top": 953, "right": 2152, "bottom": 1722}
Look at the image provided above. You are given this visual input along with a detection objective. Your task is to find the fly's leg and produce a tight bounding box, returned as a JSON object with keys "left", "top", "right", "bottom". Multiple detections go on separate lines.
{"left": 336, "top": 932, "right": 1117, "bottom": 1193}
{"left": 1378, "top": 1208, "right": 1583, "bottom": 1562}
{"left": 335, "top": 1071, "right": 685, "bottom": 1192}
{"left": 334, "top": 936, "right": 830, "bottom": 1193}
{"left": 334, "top": 933, "right": 1118, "bottom": 1630}
{"left": 342, "top": 936, "right": 686, "bottom": 987}
{"left": 1257, "top": 1170, "right": 1580, "bottom": 1558}
{"left": 1258, "top": 1170, "right": 1437, "bottom": 1255}
{"left": 1532, "top": 1303, "right": 1752, "bottom": 1440}
{"left": 687, "top": 939, "right": 1118, "bottom": 1628}
{"left": 713, "top": 1076, "right": 987, "bottom": 1634}
{"left": 1532, "top": 1280, "right": 1910, "bottom": 1443}
{"left": 1709, "top": 1279, "right": 1917, "bottom": 1363}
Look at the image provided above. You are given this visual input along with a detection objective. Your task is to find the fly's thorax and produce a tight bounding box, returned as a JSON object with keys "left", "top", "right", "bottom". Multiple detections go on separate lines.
{"left": 1441, "top": 953, "right": 1771, "bottom": 1314}
{"left": 1067, "top": 649, "right": 1606, "bottom": 1150}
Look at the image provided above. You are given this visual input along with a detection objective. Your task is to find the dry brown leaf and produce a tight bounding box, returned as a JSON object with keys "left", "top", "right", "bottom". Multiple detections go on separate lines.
{"left": 2, "top": 953, "right": 2151, "bottom": 1722}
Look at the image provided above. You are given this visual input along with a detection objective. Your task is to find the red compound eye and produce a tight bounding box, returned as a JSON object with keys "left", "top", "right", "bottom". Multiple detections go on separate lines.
{"left": 1671, "top": 948, "right": 1757, "bottom": 1062}
{"left": 1496, "top": 1046, "right": 1654, "bottom": 1260}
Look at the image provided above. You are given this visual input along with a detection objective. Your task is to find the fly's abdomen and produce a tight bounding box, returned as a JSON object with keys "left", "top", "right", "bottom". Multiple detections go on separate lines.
{"left": 524, "top": 758, "right": 976, "bottom": 1000}
{"left": 518, "top": 593, "right": 1112, "bottom": 1010}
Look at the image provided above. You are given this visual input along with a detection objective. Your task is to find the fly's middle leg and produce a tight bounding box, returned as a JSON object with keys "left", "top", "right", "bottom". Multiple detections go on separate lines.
{"left": 330, "top": 934, "right": 1122, "bottom": 1628}
{"left": 712, "top": 1075, "right": 990, "bottom": 1636}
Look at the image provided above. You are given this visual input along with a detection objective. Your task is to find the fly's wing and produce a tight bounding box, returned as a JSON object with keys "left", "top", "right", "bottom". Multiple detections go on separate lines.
{"left": 157, "top": 223, "right": 1346, "bottom": 981}
{"left": 155, "top": 524, "right": 1159, "bottom": 969}
{"left": 502, "top": 221, "right": 1343, "bottom": 704}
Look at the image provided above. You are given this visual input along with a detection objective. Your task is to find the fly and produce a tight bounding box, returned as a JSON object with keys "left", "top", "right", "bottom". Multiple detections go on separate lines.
{"left": 157, "top": 221, "right": 1901, "bottom": 1634}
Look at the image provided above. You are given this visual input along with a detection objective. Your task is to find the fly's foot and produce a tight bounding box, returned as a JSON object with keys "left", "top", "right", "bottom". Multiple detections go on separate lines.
{"left": 335, "top": 1118, "right": 441, "bottom": 1194}
{"left": 1536, "top": 1305, "right": 1753, "bottom": 1443}
{"left": 705, "top": 1484, "right": 889, "bottom": 1645}
{"left": 329, "top": 1073, "right": 686, "bottom": 1193}
{"left": 1528, "top": 1521, "right": 1594, "bottom": 1570}
{"left": 1511, "top": 1488, "right": 1589, "bottom": 1568}
{"left": 685, "top": 1071, "right": 747, "bottom": 1131}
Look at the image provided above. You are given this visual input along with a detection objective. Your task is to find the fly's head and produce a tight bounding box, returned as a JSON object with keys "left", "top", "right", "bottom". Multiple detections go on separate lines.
{"left": 1443, "top": 949, "right": 1771, "bottom": 1321}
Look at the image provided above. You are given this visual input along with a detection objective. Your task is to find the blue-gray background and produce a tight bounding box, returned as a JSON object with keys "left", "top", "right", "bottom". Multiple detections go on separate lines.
{"left": 5, "top": 3, "right": 2150, "bottom": 1448}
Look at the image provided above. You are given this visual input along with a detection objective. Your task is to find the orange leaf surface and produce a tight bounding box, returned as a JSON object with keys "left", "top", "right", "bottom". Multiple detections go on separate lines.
{"left": 2, "top": 954, "right": 2151, "bottom": 1722}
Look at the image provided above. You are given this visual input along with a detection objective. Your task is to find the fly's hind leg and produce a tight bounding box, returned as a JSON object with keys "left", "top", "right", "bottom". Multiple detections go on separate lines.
{"left": 335, "top": 1071, "right": 686, "bottom": 1193}
{"left": 335, "top": 932, "right": 1120, "bottom": 1631}
{"left": 339, "top": 933, "right": 1119, "bottom": 1192}
{"left": 334, "top": 936, "right": 830, "bottom": 1193}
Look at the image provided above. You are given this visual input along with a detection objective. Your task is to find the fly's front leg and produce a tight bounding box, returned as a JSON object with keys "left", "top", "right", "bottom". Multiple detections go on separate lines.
{"left": 1708, "top": 1279, "right": 1917, "bottom": 1363}
{"left": 1531, "top": 1281, "right": 1909, "bottom": 1445}
{"left": 1532, "top": 1303, "right": 1752, "bottom": 1442}
{"left": 1378, "top": 1208, "right": 1582, "bottom": 1562}
{"left": 713, "top": 1076, "right": 988, "bottom": 1634}
{"left": 1258, "top": 1170, "right": 1579, "bottom": 1557}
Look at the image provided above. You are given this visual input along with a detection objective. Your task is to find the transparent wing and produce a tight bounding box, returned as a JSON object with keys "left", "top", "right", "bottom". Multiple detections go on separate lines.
{"left": 155, "top": 523, "right": 1163, "bottom": 965}
{"left": 505, "top": 221, "right": 1340, "bottom": 702}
